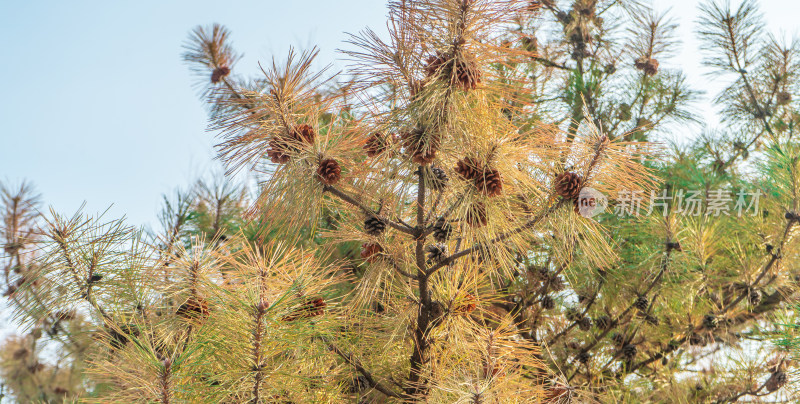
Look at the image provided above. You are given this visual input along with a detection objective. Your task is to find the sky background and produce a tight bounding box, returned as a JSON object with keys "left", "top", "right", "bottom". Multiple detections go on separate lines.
{"left": 0, "top": 0, "right": 798, "bottom": 230}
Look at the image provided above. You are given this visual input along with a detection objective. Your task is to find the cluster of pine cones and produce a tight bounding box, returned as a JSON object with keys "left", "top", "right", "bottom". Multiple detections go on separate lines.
{"left": 455, "top": 157, "right": 503, "bottom": 197}
{"left": 267, "top": 123, "right": 316, "bottom": 164}
{"left": 424, "top": 50, "right": 482, "bottom": 91}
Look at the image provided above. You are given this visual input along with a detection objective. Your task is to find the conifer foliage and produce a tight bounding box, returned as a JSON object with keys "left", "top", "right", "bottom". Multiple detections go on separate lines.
{"left": 3, "top": 0, "right": 800, "bottom": 402}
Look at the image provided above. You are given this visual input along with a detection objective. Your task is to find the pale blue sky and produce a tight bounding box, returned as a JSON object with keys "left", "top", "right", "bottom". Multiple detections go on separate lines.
{"left": 0, "top": 1, "right": 797, "bottom": 227}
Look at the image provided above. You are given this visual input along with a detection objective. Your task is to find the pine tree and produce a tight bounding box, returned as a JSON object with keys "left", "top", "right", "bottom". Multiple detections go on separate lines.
{"left": 4, "top": 0, "right": 800, "bottom": 402}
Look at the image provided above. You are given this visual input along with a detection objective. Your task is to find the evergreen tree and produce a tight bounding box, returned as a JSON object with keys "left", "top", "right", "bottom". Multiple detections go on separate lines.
{"left": 2, "top": 0, "right": 800, "bottom": 402}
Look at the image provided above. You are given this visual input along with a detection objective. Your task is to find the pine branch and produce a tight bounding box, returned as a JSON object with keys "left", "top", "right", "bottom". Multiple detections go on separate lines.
{"left": 427, "top": 199, "right": 566, "bottom": 277}
{"left": 323, "top": 184, "right": 416, "bottom": 236}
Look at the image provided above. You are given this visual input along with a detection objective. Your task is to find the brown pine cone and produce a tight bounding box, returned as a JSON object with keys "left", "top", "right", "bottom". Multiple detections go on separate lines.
{"left": 455, "top": 157, "right": 482, "bottom": 180}
{"left": 432, "top": 218, "right": 453, "bottom": 242}
{"left": 476, "top": 168, "right": 503, "bottom": 197}
{"left": 633, "top": 296, "right": 649, "bottom": 312}
{"left": 454, "top": 293, "right": 477, "bottom": 314}
{"left": 595, "top": 315, "right": 611, "bottom": 330}
{"left": 465, "top": 202, "right": 488, "bottom": 227}
{"left": 424, "top": 53, "right": 448, "bottom": 78}
{"left": 401, "top": 128, "right": 438, "bottom": 165}
{"left": 317, "top": 158, "right": 342, "bottom": 185}
{"left": 634, "top": 56, "right": 659, "bottom": 76}
{"left": 360, "top": 243, "right": 384, "bottom": 263}
{"left": 554, "top": 172, "right": 582, "bottom": 199}
{"left": 282, "top": 297, "right": 326, "bottom": 322}
{"left": 267, "top": 139, "right": 291, "bottom": 164}
{"left": 429, "top": 166, "right": 449, "bottom": 191}
{"left": 425, "top": 243, "right": 448, "bottom": 264}
{"left": 424, "top": 51, "right": 481, "bottom": 90}
{"left": 210, "top": 66, "right": 231, "bottom": 83}
{"left": 364, "top": 132, "right": 391, "bottom": 157}
{"left": 621, "top": 344, "right": 637, "bottom": 360}
{"left": 177, "top": 297, "right": 210, "bottom": 321}
{"left": 290, "top": 124, "right": 316, "bottom": 144}
{"left": 578, "top": 316, "right": 593, "bottom": 331}
{"left": 454, "top": 56, "right": 482, "bottom": 90}
{"left": 364, "top": 216, "right": 386, "bottom": 236}
{"left": 547, "top": 275, "right": 565, "bottom": 292}
{"left": 765, "top": 371, "right": 787, "bottom": 392}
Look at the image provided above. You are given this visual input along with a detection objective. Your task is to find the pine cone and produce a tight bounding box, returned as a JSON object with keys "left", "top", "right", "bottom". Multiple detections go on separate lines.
{"left": 633, "top": 296, "right": 649, "bottom": 312}
{"left": 364, "top": 216, "right": 386, "bottom": 236}
{"left": 317, "top": 158, "right": 342, "bottom": 185}
{"left": 777, "top": 91, "right": 792, "bottom": 106}
{"left": 702, "top": 314, "right": 718, "bottom": 330}
{"left": 547, "top": 275, "right": 565, "bottom": 292}
{"left": 578, "top": 316, "right": 593, "bottom": 331}
{"left": 425, "top": 244, "right": 448, "bottom": 264}
{"left": 177, "top": 297, "right": 210, "bottom": 321}
{"left": 291, "top": 124, "right": 316, "bottom": 144}
{"left": 454, "top": 293, "right": 477, "bottom": 314}
{"left": 566, "top": 308, "right": 582, "bottom": 322}
{"left": 455, "top": 157, "right": 482, "bottom": 181}
{"left": 465, "top": 202, "right": 488, "bottom": 227}
{"left": 424, "top": 53, "right": 448, "bottom": 78}
{"left": 348, "top": 375, "right": 370, "bottom": 393}
{"left": 360, "top": 243, "right": 384, "bottom": 263}
{"left": 748, "top": 289, "right": 762, "bottom": 306}
{"left": 765, "top": 371, "right": 787, "bottom": 392}
{"left": 537, "top": 267, "right": 550, "bottom": 280}
{"left": 429, "top": 166, "right": 449, "bottom": 191}
{"left": 540, "top": 295, "right": 555, "bottom": 310}
{"left": 267, "top": 139, "right": 291, "bottom": 164}
{"left": 432, "top": 218, "right": 453, "bottom": 242}
{"left": 621, "top": 344, "right": 637, "bottom": 360}
{"left": 282, "top": 297, "right": 326, "bottom": 322}
{"left": 424, "top": 51, "right": 482, "bottom": 90}
{"left": 267, "top": 124, "right": 316, "bottom": 164}
{"left": 576, "top": 351, "right": 590, "bottom": 364}
{"left": 634, "top": 56, "right": 659, "bottom": 76}
{"left": 401, "top": 128, "right": 438, "bottom": 165}
{"left": 210, "top": 66, "right": 231, "bottom": 83}
{"left": 554, "top": 172, "right": 582, "bottom": 199}
{"left": 595, "top": 315, "right": 611, "bottom": 330}
{"left": 476, "top": 168, "right": 503, "bottom": 197}
{"left": 364, "top": 133, "right": 391, "bottom": 157}
{"left": 454, "top": 56, "right": 482, "bottom": 90}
